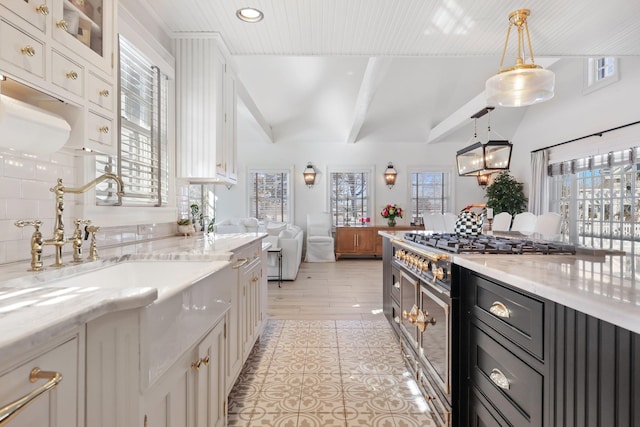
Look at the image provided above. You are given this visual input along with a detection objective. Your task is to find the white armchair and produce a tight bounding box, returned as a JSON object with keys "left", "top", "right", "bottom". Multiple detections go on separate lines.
{"left": 263, "top": 224, "right": 303, "bottom": 281}
{"left": 305, "top": 213, "right": 335, "bottom": 262}
{"left": 491, "top": 212, "right": 512, "bottom": 231}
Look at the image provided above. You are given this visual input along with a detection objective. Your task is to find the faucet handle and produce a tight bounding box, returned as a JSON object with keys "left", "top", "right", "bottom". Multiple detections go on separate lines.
{"left": 86, "top": 225, "right": 101, "bottom": 261}
{"left": 15, "top": 220, "right": 42, "bottom": 231}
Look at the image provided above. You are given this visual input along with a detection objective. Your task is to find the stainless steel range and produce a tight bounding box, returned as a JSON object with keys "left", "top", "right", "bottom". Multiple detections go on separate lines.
{"left": 385, "top": 232, "right": 576, "bottom": 427}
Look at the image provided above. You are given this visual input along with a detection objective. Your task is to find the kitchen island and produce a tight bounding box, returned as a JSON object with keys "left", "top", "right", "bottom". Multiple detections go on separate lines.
{"left": 380, "top": 230, "right": 640, "bottom": 427}
{"left": 0, "top": 232, "right": 267, "bottom": 427}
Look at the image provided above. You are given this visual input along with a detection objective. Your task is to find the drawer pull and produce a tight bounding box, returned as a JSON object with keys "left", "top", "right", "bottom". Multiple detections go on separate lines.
{"left": 489, "top": 301, "right": 510, "bottom": 318}
{"left": 191, "top": 359, "right": 202, "bottom": 371}
{"left": 201, "top": 356, "right": 210, "bottom": 367}
{"left": 489, "top": 368, "right": 510, "bottom": 390}
{"left": 232, "top": 258, "right": 248, "bottom": 269}
{"left": 0, "top": 368, "right": 62, "bottom": 426}
{"left": 393, "top": 281, "right": 400, "bottom": 289}
{"left": 98, "top": 126, "right": 109, "bottom": 134}
{"left": 20, "top": 46, "right": 36, "bottom": 57}
{"left": 36, "top": 4, "right": 49, "bottom": 15}
{"left": 394, "top": 316, "right": 400, "bottom": 324}
{"left": 99, "top": 89, "right": 110, "bottom": 97}
{"left": 66, "top": 71, "right": 78, "bottom": 80}
{"left": 56, "top": 20, "right": 68, "bottom": 31}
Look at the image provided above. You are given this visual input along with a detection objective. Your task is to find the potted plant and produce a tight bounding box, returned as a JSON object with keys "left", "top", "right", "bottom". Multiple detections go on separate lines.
{"left": 177, "top": 218, "right": 192, "bottom": 235}
{"left": 484, "top": 171, "right": 528, "bottom": 218}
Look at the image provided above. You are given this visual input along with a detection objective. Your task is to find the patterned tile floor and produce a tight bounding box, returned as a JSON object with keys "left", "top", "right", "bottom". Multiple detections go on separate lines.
{"left": 228, "top": 319, "right": 436, "bottom": 427}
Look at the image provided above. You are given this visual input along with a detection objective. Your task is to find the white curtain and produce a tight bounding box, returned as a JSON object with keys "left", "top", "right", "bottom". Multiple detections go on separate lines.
{"left": 529, "top": 150, "right": 548, "bottom": 214}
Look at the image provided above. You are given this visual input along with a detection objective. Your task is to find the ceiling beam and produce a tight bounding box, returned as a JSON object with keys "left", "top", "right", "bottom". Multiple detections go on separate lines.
{"left": 237, "top": 80, "right": 273, "bottom": 143}
{"left": 427, "top": 58, "right": 561, "bottom": 144}
{"left": 346, "top": 57, "right": 393, "bottom": 144}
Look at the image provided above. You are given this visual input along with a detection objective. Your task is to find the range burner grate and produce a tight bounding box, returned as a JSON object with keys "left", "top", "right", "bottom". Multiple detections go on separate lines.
{"left": 404, "top": 232, "right": 576, "bottom": 255}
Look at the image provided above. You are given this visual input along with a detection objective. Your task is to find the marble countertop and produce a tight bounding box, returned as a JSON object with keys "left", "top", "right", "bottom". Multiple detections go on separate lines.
{"left": 0, "top": 232, "right": 265, "bottom": 361}
{"left": 379, "top": 230, "right": 640, "bottom": 335}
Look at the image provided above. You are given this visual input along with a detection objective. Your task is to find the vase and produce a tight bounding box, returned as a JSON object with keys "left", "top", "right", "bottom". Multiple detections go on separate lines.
{"left": 387, "top": 218, "right": 396, "bottom": 227}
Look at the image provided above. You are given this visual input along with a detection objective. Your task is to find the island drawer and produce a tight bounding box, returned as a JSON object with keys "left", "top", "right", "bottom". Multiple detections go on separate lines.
{"left": 470, "top": 273, "right": 544, "bottom": 359}
{"left": 390, "top": 265, "right": 401, "bottom": 304}
{"left": 470, "top": 323, "right": 544, "bottom": 427}
{"left": 469, "top": 387, "right": 509, "bottom": 427}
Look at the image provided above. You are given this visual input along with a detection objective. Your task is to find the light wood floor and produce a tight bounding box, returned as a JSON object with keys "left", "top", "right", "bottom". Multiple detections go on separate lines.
{"left": 267, "top": 259, "right": 384, "bottom": 321}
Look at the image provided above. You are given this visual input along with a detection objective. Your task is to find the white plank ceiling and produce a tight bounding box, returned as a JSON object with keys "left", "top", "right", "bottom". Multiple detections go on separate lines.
{"left": 138, "top": 0, "right": 640, "bottom": 144}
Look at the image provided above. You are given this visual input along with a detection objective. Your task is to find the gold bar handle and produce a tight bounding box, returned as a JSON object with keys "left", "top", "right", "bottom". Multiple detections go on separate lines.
{"left": 20, "top": 46, "right": 36, "bottom": 57}
{"left": 36, "top": 4, "right": 49, "bottom": 15}
{"left": 489, "top": 368, "right": 510, "bottom": 390}
{"left": 98, "top": 126, "right": 109, "bottom": 134}
{"left": 66, "top": 71, "right": 78, "bottom": 80}
{"left": 99, "top": 89, "right": 110, "bottom": 97}
{"left": 489, "top": 301, "right": 510, "bottom": 318}
{"left": 56, "top": 20, "right": 68, "bottom": 31}
{"left": 0, "top": 368, "right": 62, "bottom": 427}
{"left": 232, "top": 258, "right": 248, "bottom": 269}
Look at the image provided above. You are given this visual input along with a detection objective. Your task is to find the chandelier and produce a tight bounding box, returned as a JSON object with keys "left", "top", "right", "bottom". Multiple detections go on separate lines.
{"left": 456, "top": 107, "right": 512, "bottom": 178}
{"left": 485, "top": 9, "right": 555, "bottom": 107}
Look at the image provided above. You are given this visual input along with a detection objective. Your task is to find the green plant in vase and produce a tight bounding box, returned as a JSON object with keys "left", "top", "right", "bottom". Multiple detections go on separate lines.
{"left": 484, "top": 171, "right": 528, "bottom": 217}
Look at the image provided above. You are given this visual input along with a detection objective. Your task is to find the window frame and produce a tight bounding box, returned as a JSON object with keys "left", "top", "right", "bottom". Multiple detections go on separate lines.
{"left": 246, "top": 167, "right": 294, "bottom": 223}
{"left": 406, "top": 167, "right": 454, "bottom": 223}
{"left": 583, "top": 56, "right": 619, "bottom": 95}
{"left": 327, "top": 165, "right": 375, "bottom": 227}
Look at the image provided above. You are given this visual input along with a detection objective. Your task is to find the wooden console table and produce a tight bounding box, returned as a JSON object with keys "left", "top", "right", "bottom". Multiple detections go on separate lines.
{"left": 335, "top": 225, "right": 418, "bottom": 259}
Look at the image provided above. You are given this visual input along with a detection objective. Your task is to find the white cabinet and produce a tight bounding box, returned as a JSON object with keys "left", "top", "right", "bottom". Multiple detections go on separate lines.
{"left": 0, "top": 330, "right": 84, "bottom": 427}
{"left": 175, "top": 35, "right": 238, "bottom": 184}
{"left": 143, "top": 318, "right": 226, "bottom": 427}
{"left": 226, "top": 241, "right": 265, "bottom": 393}
{"left": 0, "top": 0, "right": 118, "bottom": 155}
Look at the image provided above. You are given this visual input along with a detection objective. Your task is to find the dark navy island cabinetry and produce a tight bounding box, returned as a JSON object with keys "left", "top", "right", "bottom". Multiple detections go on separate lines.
{"left": 454, "top": 265, "right": 640, "bottom": 427}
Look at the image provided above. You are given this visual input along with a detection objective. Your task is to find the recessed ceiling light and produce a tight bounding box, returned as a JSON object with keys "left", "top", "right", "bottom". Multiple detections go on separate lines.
{"left": 236, "top": 7, "right": 264, "bottom": 23}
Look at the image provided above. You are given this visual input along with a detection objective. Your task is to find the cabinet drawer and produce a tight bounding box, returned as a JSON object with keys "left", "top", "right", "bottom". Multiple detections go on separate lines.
{"left": 469, "top": 387, "right": 508, "bottom": 427}
{"left": 88, "top": 71, "right": 114, "bottom": 111}
{"left": 391, "top": 266, "right": 401, "bottom": 304}
{"left": 51, "top": 50, "right": 84, "bottom": 97}
{"left": 0, "top": 0, "right": 48, "bottom": 33}
{"left": 0, "top": 19, "right": 44, "bottom": 78}
{"left": 472, "top": 274, "right": 544, "bottom": 358}
{"left": 0, "top": 337, "right": 79, "bottom": 426}
{"left": 470, "top": 324, "right": 543, "bottom": 427}
{"left": 87, "top": 111, "right": 113, "bottom": 147}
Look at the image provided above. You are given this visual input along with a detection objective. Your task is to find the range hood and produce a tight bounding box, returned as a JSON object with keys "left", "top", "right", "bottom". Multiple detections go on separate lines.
{"left": 0, "top": 92, "right": 71, "bottom": 155}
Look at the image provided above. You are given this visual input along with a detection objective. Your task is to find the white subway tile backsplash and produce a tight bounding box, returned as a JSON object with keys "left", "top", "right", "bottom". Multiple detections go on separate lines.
{"left": 0, "top": 178, "right": 22, "bottom": 199}
{"left": 3, "top": 157, "right": 36, "bottom": 180}
{"left": 35, "top": 162, "right": 63, "bottom": 183}
{"left": 50, "top": 152, "right": 76, "bottom": 167}
{"left": 0, "top": 219, "right": 24, "bottom": 240}
{"left": 7, "top": 199, "right": 40, "bottom": 221}
{"left": 0, "top": 200, "right": 7, "bottom": 220}
{"left": 21, "top": 180, "right": 53, "bottom": 201}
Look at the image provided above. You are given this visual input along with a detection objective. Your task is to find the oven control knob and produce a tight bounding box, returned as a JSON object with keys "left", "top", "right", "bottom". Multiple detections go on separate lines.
{"left": 408, "top": 304, "right": 419, "bottom": 323}
{"left": 432, "top": 266, "right": 445, "bottom": 281}
{"left": 402, "top": 310, "right": 409, "bottom": 319}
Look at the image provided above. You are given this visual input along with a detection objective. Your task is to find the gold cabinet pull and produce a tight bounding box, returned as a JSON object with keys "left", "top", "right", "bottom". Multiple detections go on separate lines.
{"left": 98, "top": 126, "right": 109, "bottom": 134}
{"left": 489, "top": 368, "right": 510, "bottom": 390}
{"left": 36, "top": 4, "right": 49, "bottom": 15}
{"left": 191, "top": 359, "right": 202, "bottom": 371}
{"left": 489, "top": 301, "right": 510, "bottom": 318}
{"left": 56, "top": 20, "right": 68, "bottom": 31}
{"left": 99, "top": 89, "right": 110, "bottom": 97}
{"left": 0, "top": 368, "right": 62, "bottom": 426}
{"left": 66, "top": 71, "right": 78, "bottom": 80}
{"left": 232, "top": 258, "right": 248, "bottom": 269}
{"left": 201, "top": 356, "right": 209, "bottom": 367}
{"left": 20, "top": 46, "right": 36, "bottom": 56}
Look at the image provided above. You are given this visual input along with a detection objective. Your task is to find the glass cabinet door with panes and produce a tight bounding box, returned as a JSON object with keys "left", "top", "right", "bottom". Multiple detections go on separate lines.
{"left": 52, "top": 0, "right": 115, "bottom": 73}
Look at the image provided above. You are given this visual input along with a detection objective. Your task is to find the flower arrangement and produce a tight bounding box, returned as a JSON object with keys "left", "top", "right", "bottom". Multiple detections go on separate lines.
{"left": 381, "top": 204, "right": 403, "bottom": 219}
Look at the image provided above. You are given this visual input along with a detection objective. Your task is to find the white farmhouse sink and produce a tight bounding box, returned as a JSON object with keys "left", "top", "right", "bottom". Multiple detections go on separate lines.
{"left": 50, "top": 259, "right": 234, "bottom": 389}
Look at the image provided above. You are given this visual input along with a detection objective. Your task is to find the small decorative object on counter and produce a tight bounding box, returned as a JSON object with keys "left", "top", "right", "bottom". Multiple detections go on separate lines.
{"left": 381, "top": 204, "right": 403, "bottom": 227}
{"left": 455, "top": 204, "right": 485, "bottom": 236}
{"left": 177, "top": 218, "right": 192, "bottom": 235}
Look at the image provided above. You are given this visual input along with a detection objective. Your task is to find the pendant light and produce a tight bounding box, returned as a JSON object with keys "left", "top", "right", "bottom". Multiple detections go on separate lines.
{"left": 456, "top": 107, "right": 512, "bottom": 177}
{"left": 485, "top": 9, "right": 555, "bottom": 107}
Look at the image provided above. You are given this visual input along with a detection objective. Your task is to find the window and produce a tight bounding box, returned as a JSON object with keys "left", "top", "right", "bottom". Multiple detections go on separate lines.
{"left": 584, "top": 57, "right": 618, "bottom": 94}
{"left": 96, "top": 35, "right": 169, "bottom": 207}
{"left": 248, "top": 170, "right": 291, "bottom": 222}
{"left": 410, "top": 171, "right": 451, "bottom": 223}
{"left": 549, "top": 147, "right": 640, "bottom": 255}
{"left": 330, "top": 170, "right": 371, "bottom": 226}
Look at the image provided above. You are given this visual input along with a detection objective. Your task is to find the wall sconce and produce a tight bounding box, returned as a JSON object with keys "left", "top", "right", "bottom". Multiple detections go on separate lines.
{"left": 303, "top": 162, "right": 316, "bottom": 188}
{"left": 384, "top": 163, "right": 397, "bottom": 189}
{"left": 476, "top": 174, "right": 491, "bottom": 188}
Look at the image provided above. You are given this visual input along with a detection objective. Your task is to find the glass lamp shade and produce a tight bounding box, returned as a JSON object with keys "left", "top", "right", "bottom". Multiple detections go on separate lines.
{"left": 486, "top": 66, "right": 555, "bottom": 107}
{"left": 384, "top": 163, "right": 397, "bottom": 188}
{"left": 303, "top": 163, "right": 316, "bottom": 187}
{"left": 456, "top": 140, "right": 513, "bottom": 176}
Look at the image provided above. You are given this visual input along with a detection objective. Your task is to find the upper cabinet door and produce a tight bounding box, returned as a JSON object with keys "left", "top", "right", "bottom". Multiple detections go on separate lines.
{"left": 51, "top": 0, "right": 114, "bottom": 73}
{"left": 0, "top": 0, "right": 49, "bottom": 33}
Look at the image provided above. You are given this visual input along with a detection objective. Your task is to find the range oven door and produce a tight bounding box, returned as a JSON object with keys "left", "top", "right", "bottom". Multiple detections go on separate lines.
{"left": 399, "top": 269, "right": 419, "bottom": 350}
{"left": 417, "top": 280, "right": 451, "bottom": 395}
